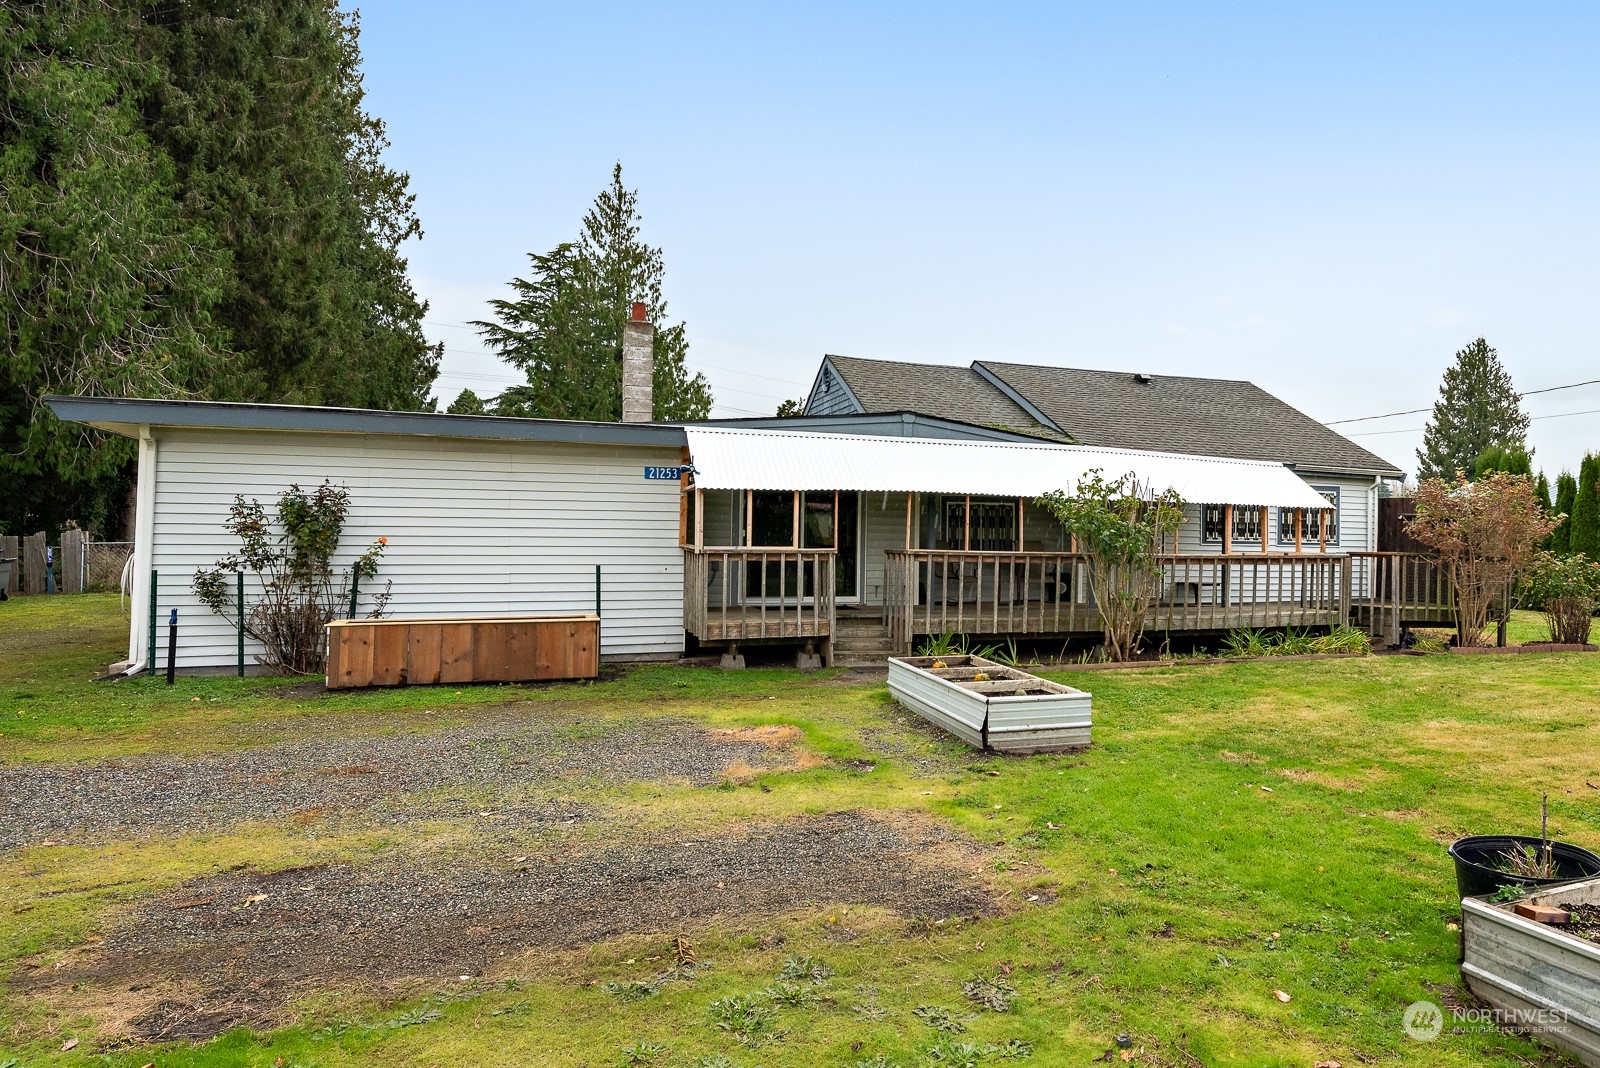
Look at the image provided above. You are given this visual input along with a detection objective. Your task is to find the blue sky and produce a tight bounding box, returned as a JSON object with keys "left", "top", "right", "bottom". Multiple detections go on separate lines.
{"left": 356, "top": 2, "right": 1600, "bottom": 479}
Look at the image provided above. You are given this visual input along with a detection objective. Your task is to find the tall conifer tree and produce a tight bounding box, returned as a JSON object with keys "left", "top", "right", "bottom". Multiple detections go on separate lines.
{"left": 1572, "top": 454, "right": 1600, "bottom": 561}
{"left": 477, "top": 165, "right": 712, "bottom": 421}
{"left": 1416, "top": 339, "right": 1529, "bottom": 481}
{"left": 1551, "top": 472, "right": 1578, "bottom": 554}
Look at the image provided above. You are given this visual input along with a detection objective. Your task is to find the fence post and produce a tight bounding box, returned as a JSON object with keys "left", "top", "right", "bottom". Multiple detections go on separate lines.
{"left": 348, "top": 568, "right": 360, "bottom": 619}
{"left": 237, "top": 570, "right": 245, "bottom": 677}
{"left": 22, "top": 532, "right": 46, "bottom": 594}
{"left": 595, "top": 564, "right": 602, "bottom": 617}
{"left": 148, "top": 570, "right": 158, "bottom": 676}
{"left": 165, "top": 608, "right": 178, "bottom": 684}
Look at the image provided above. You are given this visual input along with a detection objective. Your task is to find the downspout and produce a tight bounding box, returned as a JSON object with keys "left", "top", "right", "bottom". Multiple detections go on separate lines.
{"left": 120, "top": 426, "right": 159, "bottom": 676}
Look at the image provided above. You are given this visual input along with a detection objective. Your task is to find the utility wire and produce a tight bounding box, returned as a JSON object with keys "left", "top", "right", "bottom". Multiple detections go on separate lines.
{"left": 1346, "top": 406, "right": 1600, "bottom": 437}
{"left": 1328, "top": 377, "right": 1600, "bottom": 425}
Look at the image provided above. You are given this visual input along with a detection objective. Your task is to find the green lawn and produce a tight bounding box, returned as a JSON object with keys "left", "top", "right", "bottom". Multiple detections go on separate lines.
{"left": 2, "top": 595, "right": 1599, "bottom": 1067}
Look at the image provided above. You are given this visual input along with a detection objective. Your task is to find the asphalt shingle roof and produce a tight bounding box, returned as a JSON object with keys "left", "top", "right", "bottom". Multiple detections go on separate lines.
{"left": 820, "top": 355, "right": 1069, "bottom": 441}
{"left": 819, "top": 355, "right": 1403, "bottom": 476}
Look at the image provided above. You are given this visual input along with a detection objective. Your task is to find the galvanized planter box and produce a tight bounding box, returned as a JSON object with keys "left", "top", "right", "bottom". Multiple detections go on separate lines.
{"left": 1461, "top": 875, "right": 1600, "bottom": 1066}
{"left": 887, "top": 654, "right": 1091, "bottom": 754}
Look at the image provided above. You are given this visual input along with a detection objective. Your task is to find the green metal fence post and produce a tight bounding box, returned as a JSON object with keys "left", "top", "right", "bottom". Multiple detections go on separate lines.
{"left": 595, "top": 564, "right": 601, "bottom": 617}
{"left": 236, "top": 570, "right": 245, "bottom": 677}
{"left": 147, "top": 569, "right": 157, "bottom": 677}
{"left": 348, "top": 569, "right": 360, "bottom": 619}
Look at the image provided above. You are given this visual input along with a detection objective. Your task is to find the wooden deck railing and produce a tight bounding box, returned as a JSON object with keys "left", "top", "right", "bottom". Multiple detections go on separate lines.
{"left": 1347, "top": 552, "right": 1454, "bottom": 642}
{"left": 683, "top": 548, "right": 836, "bottom": 643}
{"left": 884, "top": 550, "right": 1353, "bottom": 652}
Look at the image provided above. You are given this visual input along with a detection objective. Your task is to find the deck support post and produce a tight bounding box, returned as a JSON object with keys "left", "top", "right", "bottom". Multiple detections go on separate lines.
{"left": 905, "top": 492, "right": 913, "bottom": 550}
{"left": 792, "top": 491, "right": 800, "bottom": 548}
{"left": 964, "top": 495, "right": 972, "bottom": 552}
{"left": 694, "top": 488, "right": 705, "bottom": 550}
{"left": 1320, "top": 508, "right": 1329, "bottom": 553}
{"left": 1222, "top": 504, "right": 1233, "bottom": 555}
{"left": 720, "top": 642, "right": 745, "bottom": 670}
{"left": 1260, "top": 506, "right": 1269, "bottom": 553}
{"left": 745, "top": 490, "right": 753, "bottom": 547}
{"left": 1294, "top": 508, "right": 1304, "bottom": 553}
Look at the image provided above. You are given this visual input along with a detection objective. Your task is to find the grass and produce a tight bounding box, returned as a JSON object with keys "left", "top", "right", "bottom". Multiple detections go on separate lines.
{"left": 3, "top": 594, "right": 1600, "bottom": 1065}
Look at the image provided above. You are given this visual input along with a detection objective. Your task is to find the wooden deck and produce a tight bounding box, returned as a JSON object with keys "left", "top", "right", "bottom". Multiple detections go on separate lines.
{"left": 684, "top": 548, "right": 1457, "bottom": 653}
{"left": 883, "top": 550, "right": 1356, "bottom": 652}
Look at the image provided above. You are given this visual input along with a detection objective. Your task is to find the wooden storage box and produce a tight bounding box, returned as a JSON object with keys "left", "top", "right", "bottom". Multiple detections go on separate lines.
{"left": 1461, "top": 874, "right": 1600, "bottom": 1065}
{"left": 887, "top": 654, "right": 1092, "bottom": 754}
{"left": 326, "top": 614, "right": 600, "bottom": 689}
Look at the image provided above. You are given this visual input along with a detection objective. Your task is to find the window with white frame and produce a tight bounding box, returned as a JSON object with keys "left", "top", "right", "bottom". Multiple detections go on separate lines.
{"left": 1278, "top": 487, "right": 1340, "bottom": 546}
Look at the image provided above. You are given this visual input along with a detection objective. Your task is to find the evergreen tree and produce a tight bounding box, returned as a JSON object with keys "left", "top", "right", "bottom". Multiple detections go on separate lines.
{"left": 0, "top": 1, "right": 439, "bottom": 535}
{"left": 476, "top": 165, "right": 712, "bottom": 421}
{"left": 1551, "top": 472, "right": 1578, "bottom": 554}
{"left": 1416, "top": 339, "right": 1529, "bottom": 481}
{"left": 447, "top": 389, "right": 487, "bottom": 415}
{"left": 1474, "top": 444, "right": 1532, "bottom": 478}
{"left": 1572, "top": 453, "right": 1600, "bottom": 561}
{"left": 0, "top": 0, "right": 225, "bottom": 535}
{"left": 141, "top": 1, "right": 439, "bottom": 410}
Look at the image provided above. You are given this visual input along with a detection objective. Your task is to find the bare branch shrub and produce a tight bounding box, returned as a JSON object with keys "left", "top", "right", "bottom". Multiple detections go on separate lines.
{"left": 193, "top": 481, "right": 390, "bottom": 674}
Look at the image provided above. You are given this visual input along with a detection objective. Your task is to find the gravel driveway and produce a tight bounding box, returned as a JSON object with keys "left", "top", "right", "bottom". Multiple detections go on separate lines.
{"left": 0, "top": 709, "right": 789, "bottom": 849}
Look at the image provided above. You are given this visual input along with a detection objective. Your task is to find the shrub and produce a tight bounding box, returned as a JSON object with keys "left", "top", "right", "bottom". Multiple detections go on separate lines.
{"left": 1036, "top": 471, "right": 1184, "bottom": 661}
{"left": 193, "top": 481, "right": 389, "bottom": 674}
{"left": 1407, "top": 472, "right": 1555, "bottom": 647}
{"left": 1522, "top": 552, "right": 1600, "bottom": 644}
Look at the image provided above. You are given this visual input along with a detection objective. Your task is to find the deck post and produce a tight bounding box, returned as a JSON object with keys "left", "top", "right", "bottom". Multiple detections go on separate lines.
{"left": 1294, "top": 508, "right": 1303, "bottom": 553}
{"left": 744, "top": 490, "right": 753, "bottom": 547}
{"left": 1320, "top": 508, "right": 1328, "bottom": 554}
{"left": 1222, "top": 504, "right": 1233, "bottom": 555}
{"left": 694, "top": 488, "right": 705, "bottom": 550}
{"left": 1260, "top": 506, "right": 1269, "bottom": 553}
{"left": 792, "top": 490, "right": 800, "bottom": 548}
{"left": 904, "top": 492, "right": 912, "bottom": 549}
{"left": 963, "top": 495, "right": 972, "bottom": 552}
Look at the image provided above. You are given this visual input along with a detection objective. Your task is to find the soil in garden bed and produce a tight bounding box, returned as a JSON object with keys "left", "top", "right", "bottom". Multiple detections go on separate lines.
{"left": 1559, "top": 901, "right": 1600, "bottom": 945}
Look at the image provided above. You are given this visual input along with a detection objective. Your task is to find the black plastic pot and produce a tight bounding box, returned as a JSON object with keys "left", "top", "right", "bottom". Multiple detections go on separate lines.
{"left": 1447, "top": 834, "right": 1600, "bottom": 899}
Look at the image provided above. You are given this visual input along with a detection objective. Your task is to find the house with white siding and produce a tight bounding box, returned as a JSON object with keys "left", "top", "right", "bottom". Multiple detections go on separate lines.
{"left": 48, "top": 327, "right": 1438, "bottom": 674}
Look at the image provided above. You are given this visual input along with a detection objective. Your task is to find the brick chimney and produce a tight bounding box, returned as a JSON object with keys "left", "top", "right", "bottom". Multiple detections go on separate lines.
{"left": 621, "top": 301, "right": 654, "bottom": 422}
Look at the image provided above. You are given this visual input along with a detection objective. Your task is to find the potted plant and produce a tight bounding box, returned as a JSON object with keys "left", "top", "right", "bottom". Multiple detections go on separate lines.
{"left": 1448, "top": 795, "right": 1600, "bottom": 898}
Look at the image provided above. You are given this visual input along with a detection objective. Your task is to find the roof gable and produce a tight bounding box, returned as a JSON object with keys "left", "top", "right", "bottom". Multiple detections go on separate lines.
{"left": 807, "top": 355, "right": 1069, "bottom": 441}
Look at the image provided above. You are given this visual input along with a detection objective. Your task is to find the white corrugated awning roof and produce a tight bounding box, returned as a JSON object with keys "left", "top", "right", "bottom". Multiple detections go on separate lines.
{"left": 684, "top": 427, "right": 1334, "bottom": 510}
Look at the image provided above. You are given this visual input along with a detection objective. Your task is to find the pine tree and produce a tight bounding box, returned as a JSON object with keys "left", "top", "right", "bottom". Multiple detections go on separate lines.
{"left": 1416, "top": 339, "right": 1529, "bottom": 481}
{"left": 476, "top": 165, "right": 712, "bottom": 421}
{"left": 1551, "top": 472, "right": 1578, "bottom": 554}
{"left": 1572, "top": 453, "right": 1600, "bottom": 561}
{"left": 446, "top": 389, "right": 487, "bottom": 415}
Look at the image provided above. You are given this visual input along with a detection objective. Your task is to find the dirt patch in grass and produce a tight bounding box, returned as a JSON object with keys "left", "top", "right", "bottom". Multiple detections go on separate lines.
{"left": 26, "top": 811, "right": 999, "bottom": 1041}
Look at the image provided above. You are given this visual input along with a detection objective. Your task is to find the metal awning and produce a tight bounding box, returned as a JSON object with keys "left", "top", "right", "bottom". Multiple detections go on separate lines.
{"left": 684, "top": 427, "right": 1335, "bottom": 510}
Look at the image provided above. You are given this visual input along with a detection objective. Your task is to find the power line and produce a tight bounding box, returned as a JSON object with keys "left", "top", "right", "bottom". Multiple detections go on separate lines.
{"left": 1346, "top": 406, "right": 1600, "bottom": 437}
{"left": 1328, "top": 376, "right": 1600, "bottom": 425}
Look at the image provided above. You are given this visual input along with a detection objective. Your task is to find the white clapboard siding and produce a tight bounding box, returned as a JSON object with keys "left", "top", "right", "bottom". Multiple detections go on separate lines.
{"left": 859, "top": 491, "right": 910, "bottom": 605}
{"left": 1172, "top": 474, "right": 1378, "bottom": 555}
{"left": 145, "top": 428, "right": 684, "bottom": 671}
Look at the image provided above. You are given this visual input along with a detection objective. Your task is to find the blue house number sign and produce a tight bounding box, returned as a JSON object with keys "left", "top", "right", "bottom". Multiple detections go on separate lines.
{"left": 644, "top": 466, "right": 682, "bottom": 480}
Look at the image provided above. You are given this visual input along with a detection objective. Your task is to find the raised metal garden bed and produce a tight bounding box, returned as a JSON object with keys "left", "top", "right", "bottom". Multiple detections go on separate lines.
{"left": 887, "top": 654, "right": 1091, "bottom": 755}
{"left": 1461, "top": 874, "right": 1600, "bottom": 1066}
